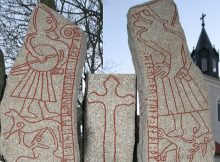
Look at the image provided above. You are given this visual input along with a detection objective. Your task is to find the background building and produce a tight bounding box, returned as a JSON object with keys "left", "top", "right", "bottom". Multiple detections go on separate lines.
{"left": 191, "top": 16, "right": 220, "bottom": 157}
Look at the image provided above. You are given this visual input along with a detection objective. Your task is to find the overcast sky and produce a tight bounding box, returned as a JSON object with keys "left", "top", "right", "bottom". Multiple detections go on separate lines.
{"left": 103, "top": 0, "right": 220, "bottom": 73}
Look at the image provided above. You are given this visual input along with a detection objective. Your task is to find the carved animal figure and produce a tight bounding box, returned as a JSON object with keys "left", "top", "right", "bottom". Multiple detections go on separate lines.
{"left": 156, "top": 128, "right": 212, "bottom": 162}
{"left": 3, "top": 109, "right": 62, "bottom": 160}
{"left": 16, "top": 128, "right": 62, "bottom": 162}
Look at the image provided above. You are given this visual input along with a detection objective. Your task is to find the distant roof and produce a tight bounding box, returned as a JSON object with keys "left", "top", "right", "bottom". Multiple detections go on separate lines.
{"left": 195, "top": 27, "right": 213, "bottom": 52}
{"left": 192, "top": 24, "right": 219, "bottom": 59}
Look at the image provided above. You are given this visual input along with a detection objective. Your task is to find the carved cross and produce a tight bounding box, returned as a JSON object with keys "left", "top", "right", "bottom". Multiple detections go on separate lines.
{"left": 88, "top": 75, "right": 135, "bottom": 161}
{"left": 200, "top": 13, "right": 206, "bottom": 27}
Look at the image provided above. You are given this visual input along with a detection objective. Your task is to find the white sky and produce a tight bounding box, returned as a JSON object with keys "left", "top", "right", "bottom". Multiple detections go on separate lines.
{"left": 103, "top": 0, "right": 220, "bottom": 73}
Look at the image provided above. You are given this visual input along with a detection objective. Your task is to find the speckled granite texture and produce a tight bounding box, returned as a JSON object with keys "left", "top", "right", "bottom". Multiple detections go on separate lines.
{"left": 84, "top": 74, "right": 136, "bottom": 162}
{"left": 128, "top": 0, "right": 215, "bottom": 161}
{"left": 0, "top": 3, "right": 86, "bottom": 162}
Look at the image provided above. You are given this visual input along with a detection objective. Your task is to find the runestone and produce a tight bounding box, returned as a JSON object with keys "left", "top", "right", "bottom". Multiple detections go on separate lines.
{"left": 0, "top": 3, "right": 86, "bottom": 162}
{"left": 84, "top": 74, "right": 136, "bottom": 162}
{"left": 128, "top": 0, "right": 215, "bottom": 161}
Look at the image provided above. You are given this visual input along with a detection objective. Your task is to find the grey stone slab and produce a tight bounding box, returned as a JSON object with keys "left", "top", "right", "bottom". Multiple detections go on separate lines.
{"left": 84, "top": 74, "right": 136, "bottom": 162}
{"left": 0, "top": 3, "right": 86, "bottom": 162}
{"left": 128, "top": 0, "right": 215, "bottom": 161}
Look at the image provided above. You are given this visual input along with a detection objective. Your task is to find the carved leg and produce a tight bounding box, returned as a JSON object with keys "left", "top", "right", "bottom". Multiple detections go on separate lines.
{"left": 168, "top": 114, "right": 184, "bottom": 137}
{"left": 191, "top": 112, "right": 209, "bottom": 138}
{"left": 38, "top": 101, "right": 60, "bottom": 119}
{"left": 20, "top": 99, "right": 37, "bottom": 119}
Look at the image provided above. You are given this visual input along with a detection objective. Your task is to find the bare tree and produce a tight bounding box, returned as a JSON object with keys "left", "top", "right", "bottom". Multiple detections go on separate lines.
{"left": 0, "top": 0, "right": 103, "bottom": 161}
{"left": 0, "top": 0, "right": 103, "bottom": 73}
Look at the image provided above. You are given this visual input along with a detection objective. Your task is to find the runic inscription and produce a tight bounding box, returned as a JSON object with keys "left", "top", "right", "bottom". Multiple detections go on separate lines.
{"left": 128, "top": 0, "right": 215, "bottom": 161}
{"left": 84, "top": 74, "right": 136, "bottom": 162}
{"left": 0, "top": 4, "right": 86, "bottom": 162}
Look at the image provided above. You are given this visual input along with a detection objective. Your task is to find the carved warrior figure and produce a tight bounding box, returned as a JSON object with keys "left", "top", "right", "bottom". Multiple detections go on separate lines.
{"left": 128, "top": 0, "right": 215, "bottom": 162}
{"left": 0, "top": 4, "right": 86, "bottom": 162}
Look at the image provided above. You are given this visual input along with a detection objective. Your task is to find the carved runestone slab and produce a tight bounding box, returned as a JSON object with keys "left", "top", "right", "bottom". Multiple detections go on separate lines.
{"left": 0, "top": 4, "right": 86, "bottom": 162}
{"left": 84, "top": 74, "right": 136, "bottom": 162}
{"left": 128, "top": 0, "right": 215, "bottom": 161}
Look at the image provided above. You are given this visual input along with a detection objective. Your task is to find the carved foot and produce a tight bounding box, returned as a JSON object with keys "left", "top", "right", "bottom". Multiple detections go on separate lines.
{"left": 167, "top": 129, "right": 183, "bottom": 137}
{"left": 20, "top": 111, "right": 38, "bottom": 119}
{"left": 43, "top": 112, "right": 61, "bottom": 123}
{"left": 193, "top": 127, "right": 208, "bottom": 138}
{"left": 43, "top": 111, "right": 60, "bottom": 118}
{"left": 155, "top": 152, "right": 167, "bottom": 161}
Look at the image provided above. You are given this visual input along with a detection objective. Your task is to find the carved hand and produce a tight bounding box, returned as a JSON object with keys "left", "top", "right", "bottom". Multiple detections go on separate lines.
{"left": 51, "top": 67, "right": 63, "bottom": 75}
{"left": 176, "top": 67, "right": 189, "bottom": 79}
{"left": 154, "top": 61, "right": 170, "bottom": 78}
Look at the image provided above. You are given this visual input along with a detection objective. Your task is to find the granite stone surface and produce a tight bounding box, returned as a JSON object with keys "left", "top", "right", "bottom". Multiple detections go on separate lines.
{"left": 84, "top": 74, "right": 136, "bottom": 162}
{"left": 128, "top": 0, "right": 215, "bottom": 161}
{"left": 0, "top": 3, "right": 86, "bottom": 162}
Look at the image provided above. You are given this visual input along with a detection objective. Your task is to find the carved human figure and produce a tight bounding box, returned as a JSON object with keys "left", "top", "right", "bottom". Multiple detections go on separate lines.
{"left": 10, "top": 5, "right": 68, "bottom": 119}
{"left": 132, "top": 0, "right": 209, "bottom": 138}
{"left": 1, "top": 4, "right": 84, "bottom": 162}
